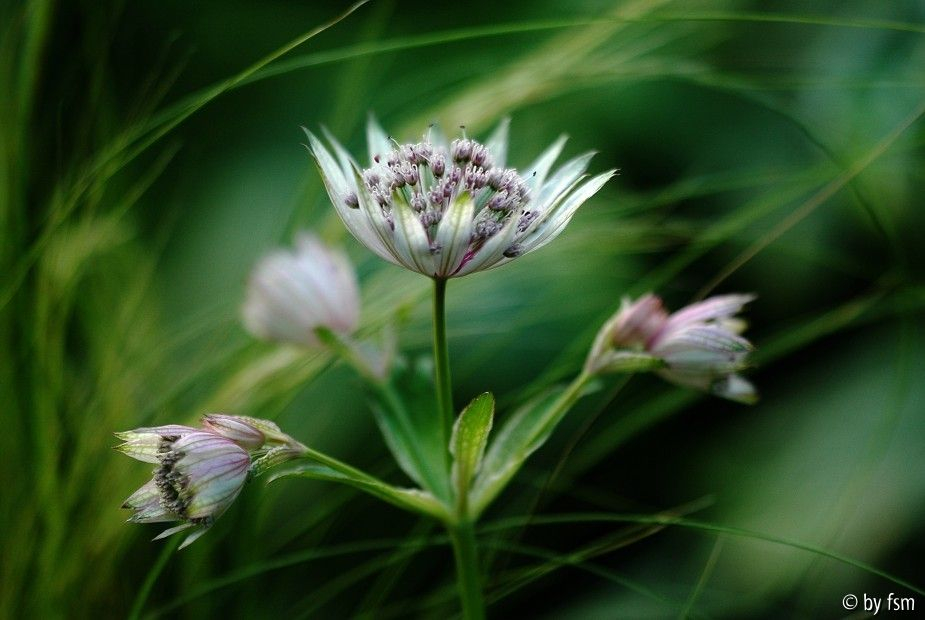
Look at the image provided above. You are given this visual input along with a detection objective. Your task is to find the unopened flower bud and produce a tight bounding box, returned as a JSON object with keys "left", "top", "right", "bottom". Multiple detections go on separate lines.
{"left": 243, "top": 233, "right": 360, "bottom": 348}
{"left": 201, "top": 414, "right": 265, "bottom": 449}
{"left": 588, "top": 293, "right": 757, "bottom": 403}
{"left": 117, "top": 416, "right": 306, "bottom": 548}
{"left": 609, "top": 294, "right": 669, "bottom": 349}
{"left": 120, "top": 430, "right": 250, "bottom": 548}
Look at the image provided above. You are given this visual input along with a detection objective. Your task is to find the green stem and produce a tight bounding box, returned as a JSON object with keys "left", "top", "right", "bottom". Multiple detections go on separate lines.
{"left": 432, "top": 277, "right": 453, "bottom": 461}
{"left": 127, "top": 535, "right": 180, "bottom": 620}
{"left": 314, "top": 326, "right": 379, "bottom": 383}
{"left": 449, "top": 521, "right": 486, "bottom": 620}
{"left": 296, "top": 446, "right": 448, "bottom": 520}
{"left": 378, "top": 381, "right": 451, "bottom": 500}
{"left": 432, "top": 279, "right": 485, "bottom": 617}
{"left": 316, "top": 326, "right": 450, "bottom": 500}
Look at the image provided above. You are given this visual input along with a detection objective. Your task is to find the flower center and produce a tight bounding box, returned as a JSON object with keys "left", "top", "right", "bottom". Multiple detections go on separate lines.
{"left": 154, "top": 436, "right": 191, "bottom": 518}
{"left": 359, "top": 135, "right": 533, "bottom": 251}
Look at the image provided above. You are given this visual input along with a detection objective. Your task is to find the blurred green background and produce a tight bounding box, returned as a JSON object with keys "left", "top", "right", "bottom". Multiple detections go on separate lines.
{"left": 2, "top": 0, "right": 924, "bottom": 617}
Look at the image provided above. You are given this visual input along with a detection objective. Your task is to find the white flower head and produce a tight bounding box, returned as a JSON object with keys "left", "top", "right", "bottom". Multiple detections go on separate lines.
{"left": 306, "top": 116, "right": 615, "bottom": 278}
{"left": 590, "top": 293, "right": 758, "bottom": 403}
{"left": 243, "top": 233, "right": 360, "bottom": 347}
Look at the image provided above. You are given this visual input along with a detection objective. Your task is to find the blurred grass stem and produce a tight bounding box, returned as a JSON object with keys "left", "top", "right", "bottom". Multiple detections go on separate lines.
{"left": 128, "top": 536, "right": 180, "bottom": 620}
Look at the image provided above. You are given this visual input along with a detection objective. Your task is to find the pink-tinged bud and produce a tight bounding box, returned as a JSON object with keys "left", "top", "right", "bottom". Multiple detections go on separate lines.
{"left": 610, "top": 294, "right": 669, "bottom": 349}
{"left": 242, "top": 233, "right": 360, "bottom": 348}
{"left": 121, "top": 430, "right": 250, "bottom": 548}
{"left": 201, "top": 414, "right": 265, "bottom": 449}
{"left": 591, "top": 293, "right": 758, "bottom": 403}
{"left": 648, "top": 295, "right": 755, "bottom": 376}
{"left": 117, "top": 414, "right": 308, "bottom": 547}
{"left": 122, "top": 480, "right": 173, "bottom": 523}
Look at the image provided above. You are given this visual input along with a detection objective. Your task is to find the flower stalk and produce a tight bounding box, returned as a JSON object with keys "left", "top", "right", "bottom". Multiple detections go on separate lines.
{"left": 294, "top": 445, "right": 448, "bottom": 519}
{"left": 433, "top": 277, "right": 454, "bottom": 460}
{"left": 431, "top": 277, "right": 487, "bottom": 619}
{"left": 449, "top": 520, "right": 486, "bottom": 620}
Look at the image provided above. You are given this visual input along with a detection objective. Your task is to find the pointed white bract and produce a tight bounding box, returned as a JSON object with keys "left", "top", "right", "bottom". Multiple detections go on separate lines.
{"left": 591, "top": 293, "right": 758, "bottom": 403}
{"left": 118, "top": 414, "right": 304, "bottom": 548}
{"left": 242, "top": 233, "right": 360, "bottom": 347}
{"left": 306, "top": 117, "right": 615, "bottom": 278}
{"left": 114, "top": 425, "right": 198, "bottom": 463}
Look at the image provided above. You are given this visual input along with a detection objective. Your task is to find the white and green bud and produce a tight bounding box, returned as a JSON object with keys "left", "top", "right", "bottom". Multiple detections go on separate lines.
{"left": 242, "top": 233, "right": 360, "bottom": 348}
{"left": 306, "top": 116, "right": 615, "bottom": 278}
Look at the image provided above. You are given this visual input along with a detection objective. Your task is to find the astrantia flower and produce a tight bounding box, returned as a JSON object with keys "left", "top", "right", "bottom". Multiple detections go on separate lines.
{"left": 117, "top": 415, "right": 305, "bottom": 548}
{"left": 119, "top": 429, "right": 250, "bottom": 548}
{"left": 306, "top": 117, "right": 615, "bottom": 278}
{"left": 242, "top": 233, "right": 360, "bottom": 347}
{"left": 590, "top": 293, "right": 758, "bottom": 403}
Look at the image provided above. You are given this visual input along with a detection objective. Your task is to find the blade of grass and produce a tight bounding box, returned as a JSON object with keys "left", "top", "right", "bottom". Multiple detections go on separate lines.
{"left": 480, "top": 513, "right": 925, "bottom": 596}
{"left": 696, "top": 98, "right": 925, "bottom": 299}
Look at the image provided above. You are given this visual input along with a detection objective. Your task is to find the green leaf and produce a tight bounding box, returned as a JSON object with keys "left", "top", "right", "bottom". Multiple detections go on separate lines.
{"left": 369, "top": 357, "right": 452, "bottom": 501}
{"left": 469, "top": 376, "right": 599, "bottom": 516}
{"left": 269, "top": 461, "right": 448, "bottom": 521}
{"left": 470, "top": 387, "right": 565, "bottom": 515}
{"left": 450, "top": 392, "right": 495, "bottom": 508}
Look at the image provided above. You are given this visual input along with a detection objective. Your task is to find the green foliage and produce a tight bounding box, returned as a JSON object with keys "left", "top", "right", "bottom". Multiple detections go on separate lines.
{"left": 450, "top": 392, "right": 495, "bottom": 514}
{"left": 370, "top": 358, "right": 452, "bottom": 500}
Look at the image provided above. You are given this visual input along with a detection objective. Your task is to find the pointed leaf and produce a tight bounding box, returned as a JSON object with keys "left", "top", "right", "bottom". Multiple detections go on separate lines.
{"left": 366, "top": 113, "right": 392, "bottom": 163}
{"left": 524, "top": 134, "right": 567, "bottom": 192}
{"left": 471, "top": 379, "right": 600, "bottom": 515}
{"left": 366, "top": 358, "right": 451, "bottom": 501}
{"left": 391, "top": 198, "right": 436, "bottom": 276}
{"left": 523, "top": 169, "right": 615, "bottom": 254}
{"left": 534, "top": 151, "right": 595, "bottom": 211}
{"left": 450, "top": 392, "right": 495, "bottom": 503}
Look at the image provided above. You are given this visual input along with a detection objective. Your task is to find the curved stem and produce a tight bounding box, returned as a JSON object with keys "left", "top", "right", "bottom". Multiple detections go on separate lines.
{"left": 314, "top": 326, "right": 379, "bottom": 383}
{"left": 449, "top": 521, "right": 486, "bottom": 620}
{"left": 432, "top": 277, "right": 453, "bottom": 460}
{"left": 316, "top": 326, "right": 451, "bottom": 500}
{"left": 128, "top": 536, "right": 180, "bottom": 620}
{"left": 295, "top": 446, "right": 449, "bottom": 520}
